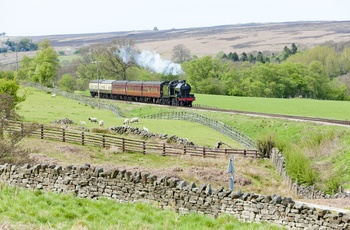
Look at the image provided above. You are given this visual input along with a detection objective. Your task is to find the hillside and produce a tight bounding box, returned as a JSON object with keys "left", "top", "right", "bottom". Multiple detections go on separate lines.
{"left": 1, "top": 20, "right": 350, "bottom": 63}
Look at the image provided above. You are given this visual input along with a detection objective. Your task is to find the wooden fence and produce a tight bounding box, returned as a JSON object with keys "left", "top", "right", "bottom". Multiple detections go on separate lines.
{"left": 5, "top": 121, "right": 259, "bottom": 159}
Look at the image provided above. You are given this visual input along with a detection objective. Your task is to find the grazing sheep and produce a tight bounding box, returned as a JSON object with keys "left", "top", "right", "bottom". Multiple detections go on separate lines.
{"left": 51, "top": 93, "right": 56, "bottom": 98}
{"left": 130, "top": 117, "right": 139, "bottom": 123}
{"left": 123, "top": 118, "right": 130, "bottom": 125}
{"left": 143, "top": 127, "right": 149, "bottom": 132}
{"left": 80, "top": 121, "right": 86, "bottom": 126}
{"left": 88, "top": 118, "right": 98, "bottom": 123}
{"left": 99, "top": 120, "right": 104, "bottom": 127}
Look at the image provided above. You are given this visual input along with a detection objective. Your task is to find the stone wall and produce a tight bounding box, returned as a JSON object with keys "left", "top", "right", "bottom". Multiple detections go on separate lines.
{"left": 0, "top": 163, "right": 349, "bottom": 229}
{"left": 270, "top": 149, "right": 350, "bottom": 199}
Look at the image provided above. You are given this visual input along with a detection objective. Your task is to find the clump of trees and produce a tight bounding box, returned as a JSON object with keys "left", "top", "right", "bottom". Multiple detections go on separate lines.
{"left": 183, "top": 43, "right": 350, "bottom": 100}
{"left": 220, "top": 43, "right": 298, "bottom": 63}
{"left": 0, "top": 38, "right": 38, "bottom": 53}
{"left": 17, "top": 39, "right": 60, "bottom": 87}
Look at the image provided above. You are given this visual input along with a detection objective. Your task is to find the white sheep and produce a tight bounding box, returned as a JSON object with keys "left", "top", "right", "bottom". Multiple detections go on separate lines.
{"left": 80, "top": 121, "right": 86, "bottom": 126}
{"left": 51, "top": 93, "right": 56, "bottom": 98}
{"left": 130, "top": 117, "right": 139, "bottom": 123}
{"left": 123, "top": 118, "right": 130, "bottom": 125}
{"left": 143, "top": 127, "right": 149, "bottom": 132}
{"left": 99, "top": 120, "right": 104, "bottom": 127}
{"left": 88, "top": 118, "right": 98, "bottom": 123}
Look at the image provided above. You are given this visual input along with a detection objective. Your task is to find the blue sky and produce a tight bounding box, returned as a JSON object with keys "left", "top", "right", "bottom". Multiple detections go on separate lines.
{"left": 1, "top": 0, "right": 349, "bottom": 36}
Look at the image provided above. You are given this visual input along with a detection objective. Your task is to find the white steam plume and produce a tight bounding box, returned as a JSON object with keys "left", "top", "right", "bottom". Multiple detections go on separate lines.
{"left": 118, "top": 48, "right": 183, "bottom": 75}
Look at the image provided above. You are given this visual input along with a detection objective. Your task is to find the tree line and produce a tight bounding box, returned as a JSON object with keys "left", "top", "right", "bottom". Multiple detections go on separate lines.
{"left": 2, "top": 37, "right": 350, "bottom": 101}
{"left": 0, "top": 38, "right": 38, "bottom": 53}
{"left": 183, "top": 44, "right": 350, "bottom": 100}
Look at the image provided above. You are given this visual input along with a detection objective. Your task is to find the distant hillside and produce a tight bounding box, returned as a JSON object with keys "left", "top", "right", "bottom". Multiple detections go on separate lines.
{"left": 2, "top": 20, "right": 350, "bottom": 59}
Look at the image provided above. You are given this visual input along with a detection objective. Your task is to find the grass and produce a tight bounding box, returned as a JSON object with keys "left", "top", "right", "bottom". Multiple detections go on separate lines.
{"left": 17, "top": 87, "right": 243, "bottom": 148}
{"left": 18, "top": 86, "right": 350, "bottom": 191}
{"left": 0, "top": 183, "right": 283, "bottom": 230}
{"left": 10, "top": 85, "right": 350, "bottom": 227}
{"left": 194, "top": 94, "right": 350, "bottom": 120}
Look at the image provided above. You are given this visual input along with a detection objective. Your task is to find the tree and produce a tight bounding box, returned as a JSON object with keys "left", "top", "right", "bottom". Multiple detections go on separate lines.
{"left": 0, "top": 78, "right": 25, "bottom": 111}
{"left": 240, "top": 52, "right": 248, "bottom": 62}
{"left": 30, "top": 40, "right": 60, "bottom": 86}
{"left": 340, "top": 47, "right": 350, "bottom": 74}
{"left": 231, "top": 52, "right": 239, "bottom": 61}
{"left": 58, "top": 74, "right": 76, "bottom": 92}
{"left": 0, "top": 92, "right": 36, "bottom": 165}
{"left": 291, "top": 43, "right": 298, "bottom": 54}
{"left": 17, "top": 55, "right": 36, "bottom": 81}
{"left": 103, "top": 39, "right": 136, "bottom": 80}
{"left": 256, "top": 51, "right": 265, "bottom": 63}
{"left": 171, "top": 44, "right": 191, "bottom": 63}
{"left": 248, "top": 54, "right": 256, "bottom": 63}
{"left": 182, "top": 56, "right": 228, "bottom": 94}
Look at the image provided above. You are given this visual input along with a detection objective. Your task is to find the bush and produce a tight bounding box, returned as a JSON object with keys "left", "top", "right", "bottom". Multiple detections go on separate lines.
{"left": 256, "top": 134, "right": 275, "bottom": 158}
{"left": 284, "top": 149, "right": 317, "bottom": 186}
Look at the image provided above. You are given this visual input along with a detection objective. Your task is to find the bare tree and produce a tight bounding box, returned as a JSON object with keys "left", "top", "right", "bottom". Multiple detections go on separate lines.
{"left": 172, "top": 44, "right": 191, "bottom": 63}
{"left": 103, "top": 39, "right": 137, "bottom": 80}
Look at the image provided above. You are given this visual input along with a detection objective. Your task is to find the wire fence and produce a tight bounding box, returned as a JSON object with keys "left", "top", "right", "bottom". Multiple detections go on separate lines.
{"left": 142, "top": 111, "right": 256, "bottom": 149}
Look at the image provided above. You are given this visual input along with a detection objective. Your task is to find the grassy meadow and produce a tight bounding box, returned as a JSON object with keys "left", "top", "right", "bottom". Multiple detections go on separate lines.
{"left": 0, "top": 183, "right": 283, "bottom": 230}
{"left": 194, "top": 94, "right": 350, "bottom": 120}
{"left": 17, "top": 86, "right": 350, "bottom": 193}
{"left": 6, "top": 85, "right": 350, "bottom": 228}
{"left": 3, "top": 86, "right": 291, "bottom": 229}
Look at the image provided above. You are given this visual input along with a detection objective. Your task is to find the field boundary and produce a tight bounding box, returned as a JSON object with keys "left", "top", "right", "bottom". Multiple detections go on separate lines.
{"left": 5, "top": 120, "right": 259, "bottom": 158}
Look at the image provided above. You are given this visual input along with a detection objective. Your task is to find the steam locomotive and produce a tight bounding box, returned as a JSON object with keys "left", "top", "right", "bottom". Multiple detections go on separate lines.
{"left": 89, "top": 80, "right": 195, "bottom": 106}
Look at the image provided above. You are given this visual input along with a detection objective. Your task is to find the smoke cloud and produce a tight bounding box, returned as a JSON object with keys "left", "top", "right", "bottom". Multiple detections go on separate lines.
{"left": 118, "top": 47, "right": 183, "bottom": 75}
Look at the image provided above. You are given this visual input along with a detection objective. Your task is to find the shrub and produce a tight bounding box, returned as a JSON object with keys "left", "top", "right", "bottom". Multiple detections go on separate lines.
{"left": 284, "top": 148, "right": 317, "bottom": 186}
{"left": 256, "top": 134, "right": 275, "bottom": 158}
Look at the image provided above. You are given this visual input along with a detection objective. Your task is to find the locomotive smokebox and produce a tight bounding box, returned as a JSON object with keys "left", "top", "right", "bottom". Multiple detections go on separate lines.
{"left": 175, "top": 82, "right": 191, "bottom": 95}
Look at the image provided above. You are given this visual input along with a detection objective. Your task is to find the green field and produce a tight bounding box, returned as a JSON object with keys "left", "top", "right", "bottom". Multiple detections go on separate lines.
{"left": 0, "top": 184, "right": 282, "bottom": 230}
{"left": 194, "top": 94, "right": 350, "bottom": 120}
{"left": 5, "top": 86, "right": 293, "bottom": 229}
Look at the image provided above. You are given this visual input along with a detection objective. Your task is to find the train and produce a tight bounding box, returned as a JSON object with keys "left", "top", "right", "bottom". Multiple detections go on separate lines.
{"left": 89, "top": 79, "right": 196, "bottom": 107}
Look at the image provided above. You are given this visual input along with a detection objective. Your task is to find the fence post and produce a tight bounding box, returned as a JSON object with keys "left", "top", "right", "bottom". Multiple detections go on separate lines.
{"left": 163, "top": 143, "right": 166, "bottom": 156}
{"left": 122, "top": 138, "right": 125, "bottom": 152}
{"left": 203, "top": 147, "right": 206, "bottom": 158}
{"left": 62, "top": 128, "right": 65, "bottom": 142}
{"left": 102, "top": 134, "right": 105, "bottom": 148}
{"left": 82, "top": 132, "right": 85, "bottom": 146}
{"left": 40, "top": 125, "right": 44, "bottom": 139}
{"left": 21, "top": 122, "right": 24, "bottom": 137}
{"left": 225, "top": 148, "right": 227, "bottom": 155}
{"left": 183, "top": 145, "right": 186, "bottom": 155}
{"left": 143, "top": 141, "right": 146, "bottom": 154}
{"left": 244, "top": 149, "right": 246, "bottom": 157}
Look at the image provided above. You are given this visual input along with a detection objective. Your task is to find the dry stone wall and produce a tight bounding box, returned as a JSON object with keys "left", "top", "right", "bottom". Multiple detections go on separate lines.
{"left": 271, "top": 149, "right": 350, "bottom": 199}
{"left": 0, "top": 163, "right": 349, "bottom": 229}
